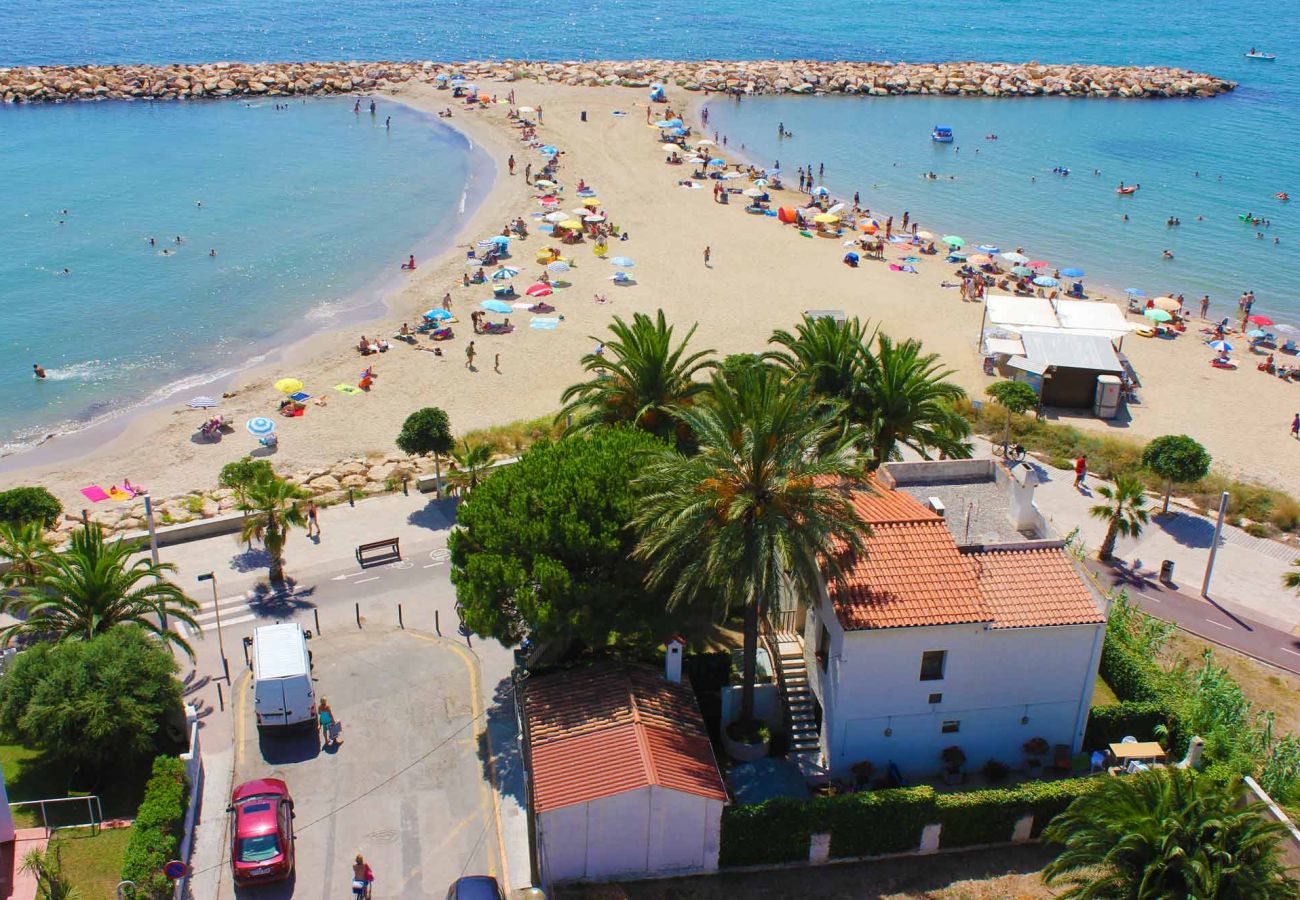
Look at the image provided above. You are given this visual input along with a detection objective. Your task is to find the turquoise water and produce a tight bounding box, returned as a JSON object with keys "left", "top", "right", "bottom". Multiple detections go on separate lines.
{"left": 0, "top": 98, "right": 480, "bottom": 449}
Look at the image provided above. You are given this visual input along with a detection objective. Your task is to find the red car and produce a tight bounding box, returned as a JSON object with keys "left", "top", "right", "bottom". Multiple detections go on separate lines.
{"left": 228, "top": 778, "right": 295, "bottom": 884}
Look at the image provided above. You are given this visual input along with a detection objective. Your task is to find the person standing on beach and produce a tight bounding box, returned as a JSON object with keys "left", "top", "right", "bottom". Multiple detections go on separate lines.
{"left": 508, "top": 155, "right": 515, "bottom": 176}
{"left": 524, "top": 162, "right": 531, "bottom": 184}
{"left": 305, "top": 500, "right": 320, "bottom": 538}
{"left": 536, "top": 105, "right": 543, "bottom": 123}
{"left": 703, "top": 246, "right": 711, "bottom": 267}
{"left": 465, "top": 341, "right": 476, "bottom": 370}
{"left": 1074, "top": 455, "right": 1088, "bottom": 489}
{"left": 1291, "top": 413, "right": 1299, "bottom": 439}
{"left": 494, "top": 352, "right": 501, "bottom": 374}
{"left": 1200, "top": 295, "right": 1210, "bottom": 318}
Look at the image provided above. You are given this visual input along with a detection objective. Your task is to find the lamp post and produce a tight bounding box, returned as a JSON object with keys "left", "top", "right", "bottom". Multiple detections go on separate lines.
{"left": 1201, "top": 491, "right": 1230, "bottom": 598}
{"left": 197, "top": 572, "right": 229, "bottom": 682}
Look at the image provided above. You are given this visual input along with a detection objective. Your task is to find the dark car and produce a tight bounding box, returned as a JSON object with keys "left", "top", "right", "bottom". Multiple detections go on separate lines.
{"left": 447, "top": 875, "right": 505, "bottom": 900}
{"left": 229, "top": 778, "right": 295, "bottom": 884}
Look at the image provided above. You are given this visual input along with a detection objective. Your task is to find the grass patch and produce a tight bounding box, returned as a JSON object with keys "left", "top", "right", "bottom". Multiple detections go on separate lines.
{"left": 48, "top": 826, "right": 132, "bottom": 899}
{"left": 958, "top": 399, "right": 1300, "bottom": 534}
{"left": 1092, "top": 674, "right": 1120, "bottom": 708}
{"left": 461, "top": 414, "right": 563, "bottom": 457}
{"left": 0, "top": 742, "right": 152, "bottom": 829}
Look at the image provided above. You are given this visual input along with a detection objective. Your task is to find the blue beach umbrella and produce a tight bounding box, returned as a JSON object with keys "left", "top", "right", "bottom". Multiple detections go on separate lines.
{"left": 1059, "top": 267, "right": 1085, "bottom": 278}
{"left": 654, "top": 120, "right": 675, "bottom": 128}
{"left": 707, "top": 158, "right": 726, "bottom": 167}
{"left": 246, "top": 417, "right": 276, "bottom": 437}
{"left": 608, "top": 256, "right": 636, "bottom": 267}
{"left": 488, "top": 235, "right": 511, "bottom": 245}
{"left": 766, "top": 168, "right": 782, "bottom": 176}
{"left": 1209, "top": 340, "right": 1233, "bottom": 352}
{"left": 812, "top": 185, "right": 830, "bottom": 196}
{"left": 1124, "top": 287, "right": 1145, "bottom": 296}
{"left": 491, "top": 266, "right": 520, "bottom": 280}
{"left": 977, "top": 244, "right": 1000, "bottom": 253}
{"left": 1033, "top": 275, "right": 1059, "bottom": 287}
{"left": 665, "top": 118, "right": 683, "bottom": 127}
{"left": 481, "top": 299, "right": 513, "bottom": 314}
{"left": 435, "top": 74, "right": 449, "bottom": 82}
{"left": 1247, "top": 329, "right": 1267, "bottom": 338}
{"left": 424, "top": 308, "right": 453, "bottom": 321}
{"left": 670, "top": 127, "right": 689, "bottom": 136}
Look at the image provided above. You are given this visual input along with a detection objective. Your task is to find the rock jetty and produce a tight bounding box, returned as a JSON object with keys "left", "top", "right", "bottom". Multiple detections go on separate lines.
{"left": 2, "top": 59, "right": 1235, "bottom": 103}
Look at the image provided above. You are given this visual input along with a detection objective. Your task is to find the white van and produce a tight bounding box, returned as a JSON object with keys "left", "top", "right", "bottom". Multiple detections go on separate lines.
{"left": 253, "top": 623, "right": 316, "bottom": 733}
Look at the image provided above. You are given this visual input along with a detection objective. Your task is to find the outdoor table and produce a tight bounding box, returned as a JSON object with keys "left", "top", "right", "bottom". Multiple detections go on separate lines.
{"left": 1109, "top": 741, "right": 1166, "bottom": 762}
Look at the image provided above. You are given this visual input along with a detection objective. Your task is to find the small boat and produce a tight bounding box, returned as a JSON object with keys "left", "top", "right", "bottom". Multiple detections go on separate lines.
{"left": 1245, "top": 51, "right": 1277, "bottom": 60}
{"left": 931, "top": 125, "right": 954, "bottom": 143}
{"left": 1116, "top": 185, "right": 1139, "bottom": 195}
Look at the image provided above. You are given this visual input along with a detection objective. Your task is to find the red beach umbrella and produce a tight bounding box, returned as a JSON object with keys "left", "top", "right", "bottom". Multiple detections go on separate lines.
{"left": 1026, "top": 260, "right": 1049, "bottom": 269}
{"left": 1248, "top": 314, "right": 1274, "bottom": 326}
{"left": 525, "top": 284, "right": 553, "bottom": 297}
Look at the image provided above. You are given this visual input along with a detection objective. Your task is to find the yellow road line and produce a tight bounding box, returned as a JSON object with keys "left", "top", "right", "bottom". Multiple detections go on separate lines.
{"left": 407, "top": 631, "right": 510, "bottom": 888}
{"left": 234, "top": 667, "right": 249, "bottom": 768}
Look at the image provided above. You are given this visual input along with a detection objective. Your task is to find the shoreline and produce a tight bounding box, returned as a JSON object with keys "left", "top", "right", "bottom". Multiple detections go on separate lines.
{"left": 0, "top": 98, "right": 496, "bottom": 470}
{"left": 3, "top": 78, "right": 1297, "bottom": 532}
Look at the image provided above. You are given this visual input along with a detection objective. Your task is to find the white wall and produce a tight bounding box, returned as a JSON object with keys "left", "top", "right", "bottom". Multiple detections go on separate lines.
{"left": 539, "top": 787, "right": 721, "bottom": 883}
{"left": 807, "top": 593, "right": 1103, "bottom": 779}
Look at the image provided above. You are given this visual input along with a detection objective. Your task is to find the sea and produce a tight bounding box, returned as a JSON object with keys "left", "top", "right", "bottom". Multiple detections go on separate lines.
{"left": 4, "top": 1, "right": 1298, "bottom": 448}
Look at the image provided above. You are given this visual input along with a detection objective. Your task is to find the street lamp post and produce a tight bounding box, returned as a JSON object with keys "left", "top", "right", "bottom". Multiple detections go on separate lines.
{"left": 197, "top": 572, "right": 230, "bottom": 683}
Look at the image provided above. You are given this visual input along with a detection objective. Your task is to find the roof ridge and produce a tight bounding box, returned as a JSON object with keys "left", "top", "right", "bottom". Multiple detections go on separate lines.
{"left": 625, "top": 668, "right": 660, "bottom": 789}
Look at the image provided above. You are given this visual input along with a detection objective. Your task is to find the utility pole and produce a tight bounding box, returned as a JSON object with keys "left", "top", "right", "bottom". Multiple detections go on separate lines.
{"left": 1201, "top": 491, "right": 1230, "bottom": 598}
{"left": 197, "top": 573, "right": 230, "bottom": 682}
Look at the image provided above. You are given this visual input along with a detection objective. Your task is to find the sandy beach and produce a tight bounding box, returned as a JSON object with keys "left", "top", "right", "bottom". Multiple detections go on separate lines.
{"left": 2, "top": 79, "right": 1297, "bottom": 518}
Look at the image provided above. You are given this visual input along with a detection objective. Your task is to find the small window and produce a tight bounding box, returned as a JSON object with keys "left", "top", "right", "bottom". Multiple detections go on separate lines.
{"left": 941, "top": 720, "right": 961, "bottom": 734}
{"left": 928, "top": 693, "right": 943, "bottom": 705}
{"left": 919, "top": 650, "right": 947, "bottom": 681}
{"left": 816, "top": 625, "right": 831, "bottom": 670}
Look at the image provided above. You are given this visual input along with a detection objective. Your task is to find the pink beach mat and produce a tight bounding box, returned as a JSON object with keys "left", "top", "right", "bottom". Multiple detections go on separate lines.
{"left": 80, "top": 485, "right": 110, "bottom": 503}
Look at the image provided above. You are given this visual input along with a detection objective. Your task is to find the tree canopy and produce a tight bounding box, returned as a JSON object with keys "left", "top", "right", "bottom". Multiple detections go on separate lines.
{"left": 396, "top": 407, "right": 454, "bottom": 458}
{"left": 0, "top": 486, "right": 62, "bottom": 529}
{"left": 448, "top": 427, "right": 674, "bottom": 651}
{"left": 0, "top": 625, "right": 186, "bottom": 773}
{"left": 218, "top": 457, "right": 276, "bottom": 503}
{"left": 1142, "top": 434, "right": 1212, "bottom": 515}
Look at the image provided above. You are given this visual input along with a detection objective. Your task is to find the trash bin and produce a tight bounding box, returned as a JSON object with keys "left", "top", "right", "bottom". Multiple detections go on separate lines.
{"left": 1159, "top": 559, "right": 1175, "bottom": 583}
{"left": 580, "top": 110, "right": 587, "bottom": 122}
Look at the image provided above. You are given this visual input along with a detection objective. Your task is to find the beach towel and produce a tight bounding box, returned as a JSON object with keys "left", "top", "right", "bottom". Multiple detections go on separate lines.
{"left": 798, "top": 231, "right": 814, "bottom": 238}
{"left": 530, "top": 318, "right": 561, "bottom": 330}
{"left": 108, "top": 486, "right": 134, "bottom": 502}
{"left": 289, "top": 391, "right": 311, "bottom": 402}
{"left": 80, "top": 485, "right": 110, "bottom": 503}
{"left": 334, "top": 384, "right": 363, "bottom": 395}
{"left": 286, "top": 407, "right": 305, "bottom": 418}
{"left": 887, "top": 264, "right": 918, "bottom": 274}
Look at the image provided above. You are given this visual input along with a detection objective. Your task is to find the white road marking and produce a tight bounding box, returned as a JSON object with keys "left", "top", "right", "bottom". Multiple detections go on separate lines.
{"left": 330, "top": 571, "right": 373, "bottom": 581}
{"left": 1281, "top": 648, "right": 1300, "bottom": 657}
{"left": 1204, "top": 620, "right": 1233, "bottom": 630}
{"left": 424, "top": 563, "right": 443, "bottom": 569}
{"left": 355, "top": 576, "right": 380, "bottom": 584}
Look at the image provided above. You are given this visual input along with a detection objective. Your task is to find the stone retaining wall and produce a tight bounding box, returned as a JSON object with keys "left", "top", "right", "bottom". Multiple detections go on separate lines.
{"left": 2, "top": 58, "right": 1234, "bottom": 103}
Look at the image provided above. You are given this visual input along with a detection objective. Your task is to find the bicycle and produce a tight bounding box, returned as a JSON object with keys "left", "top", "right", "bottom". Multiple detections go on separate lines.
{"left": 995, "top": 441, "right": 1026, "bottom": 462}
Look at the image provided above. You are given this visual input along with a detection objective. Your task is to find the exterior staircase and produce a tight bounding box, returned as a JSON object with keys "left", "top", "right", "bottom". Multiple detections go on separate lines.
{"left": 772, "top": 636, "right": 820, "bottom": 755}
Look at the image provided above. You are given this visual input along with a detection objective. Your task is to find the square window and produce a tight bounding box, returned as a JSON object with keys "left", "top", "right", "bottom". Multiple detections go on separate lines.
{"left": 919, "top": 650, "right": 947, "bottom": 681}
{"left": 928, "top": 693, "right": 943, "bottom": 705}
{"left": 941, "top": 720, "right": 960, "bottom": 734}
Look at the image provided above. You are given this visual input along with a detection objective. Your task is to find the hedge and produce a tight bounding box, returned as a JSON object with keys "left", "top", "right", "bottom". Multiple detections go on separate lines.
{"left": 0, "top": 485, "right": 62, "bottom": 528}
{"left": 1084, "top": 700, "right": 1177, "bottom": 751}
{"left": 1099, "top": 641, "right": 1163, "bottom": 702}
{"left": 719, "top": 777, "right": 1104, "bottom": 866}
{"left": 121, "top": 756, "right": 189, "bottom": 899}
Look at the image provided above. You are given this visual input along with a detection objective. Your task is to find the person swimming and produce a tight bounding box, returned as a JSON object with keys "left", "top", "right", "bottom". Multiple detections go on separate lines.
{"left": 33, "top": 363, "right": 46, "bottom": 379}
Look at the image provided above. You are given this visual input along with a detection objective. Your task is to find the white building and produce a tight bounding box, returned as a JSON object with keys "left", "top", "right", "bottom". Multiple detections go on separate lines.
{"left": 792, "top": 460, "right": 1107, "bottom": 780}
{"left": 522, "top": 662, "right": 727, "bottom": 885}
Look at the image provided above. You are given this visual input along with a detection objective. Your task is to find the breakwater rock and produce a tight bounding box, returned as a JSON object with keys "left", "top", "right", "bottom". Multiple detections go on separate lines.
{"left": 2, "top": 59, "right": 1234, "bottom": 103}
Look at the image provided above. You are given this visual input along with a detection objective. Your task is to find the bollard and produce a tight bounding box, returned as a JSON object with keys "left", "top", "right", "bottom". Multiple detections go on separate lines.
{"left": 348, "top": 489, "right": 355, "bottom": 507}
{"left": 435, "top": 610, "right": 441, "bottom": 636}
{"left": 217, "top": 681, "right": 225, "bottom": 712}
{"left": 398, "top": 603, "right": 404, "bottom": 629}
{"left": 355, "top": 602, "right": 361, "bottom": 629}
{"left": 402, "top": 476, "right": 409, "bottom": 496}
{"left": 242, "top": 635, "right": 252, "bottom": 668}
{"left": 221, "top": 655, "right": 231, "bottom": 684}
{"left": 314, "top": 608, "right": 321, "bottom": 635}
{"left": 81, "top": 508, "right": 90, "bottom": 529}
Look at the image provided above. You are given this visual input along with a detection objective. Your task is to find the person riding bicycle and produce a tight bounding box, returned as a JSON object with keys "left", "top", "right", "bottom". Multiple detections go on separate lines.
{"left": 352, "top": 854, "right": 374, "bottom": 897}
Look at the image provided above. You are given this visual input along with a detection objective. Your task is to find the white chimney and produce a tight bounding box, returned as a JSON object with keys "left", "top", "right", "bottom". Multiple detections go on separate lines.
{"left": 665, "top": 636, "right": 685, "bottom": 684}
{"left": 927, "top": 497, "right": 946, "bottom": 517}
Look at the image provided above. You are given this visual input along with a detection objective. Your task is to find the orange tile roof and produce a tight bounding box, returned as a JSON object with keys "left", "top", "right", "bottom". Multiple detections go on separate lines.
{"left": 523, "top": 664, "right": 727, "bottom": 814}
{"left": 830, "top": 483, "right": 1100, "bottom": 632}
{"left": 967, "top": 547, "right": 1104, "bottom": 629}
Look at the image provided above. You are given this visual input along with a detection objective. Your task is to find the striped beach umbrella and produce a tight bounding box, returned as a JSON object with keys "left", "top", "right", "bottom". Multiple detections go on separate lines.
{"left": 492, "top": 266, "right": 520, "bottom": 280}
{"left": 547, "top": 261, "right": 571, "bottom": 275}
{"left": 246, "top": 417, "right": 276, "bottom": 437}
{"left": 187, "top": 396, "right": 218, "bottom": 409}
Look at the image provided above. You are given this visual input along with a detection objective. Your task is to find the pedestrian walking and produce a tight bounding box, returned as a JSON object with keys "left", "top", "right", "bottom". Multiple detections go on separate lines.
{"left": 508, "top": 154, "right": 515, "bottom": 175}
{"left": 305, "top": 500, "right": 320, "bottom": 538}
{"left": 703, "top": 245, "right": 711, "bottom": 267}
{"left": 319, "top": 698, "right": 342, "bottom": 747}
{"left": 465, "top": 341, "right": 476, "bottom": 369}
{"left": 1291, "top": 413, "right": 1299, "bottom": 439}
{"left": 1199, "top": 295, "right": 1210, "bottom": 319}
{"left": 494, "top": 352, "right": 501, "bottom": 374}
{"left": 1074, "top": 455, "right": 1088, "bottom": 489}
{"left": 524, "top": 162, "right": 531, "bottom": 183}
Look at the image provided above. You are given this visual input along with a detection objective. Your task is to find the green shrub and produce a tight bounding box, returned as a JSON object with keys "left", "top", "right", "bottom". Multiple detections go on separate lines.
{"left": 120, "top": 755, "right": 188, "bottom": 898}
{"left": 822, "top": 787, "right": 935, "bottom": 858}
{"left": 0, "top": 486, "right": 62, "bottom": 528}
{"left": 936, "top": 789, "right": 1023, "bottom": 848}
{"left": 719, "top": 797, "right": 810, "bottom": 867}
{"left": 1099, "top": 641, "right": 1163, "bottom": 702}
{"left": 1084, "top": 701, "right": 1176, "bottom": 751}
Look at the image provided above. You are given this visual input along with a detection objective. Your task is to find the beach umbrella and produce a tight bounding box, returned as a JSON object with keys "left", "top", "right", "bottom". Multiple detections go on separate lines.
{"left": 424, "top": 308, "right": 453, "bottom": 321}
{"left": 1248, "top": 314, "right": 1275, "bottom": 326}
{"left": 481, "top": 299, "right": 513, "bottom": 313}
{"left": 1059, "top": 267, "right": 1085, "bottom": 278}
{"left": 450, "top": 74, "right": 465, "bottom": 82}
{"left": 1001, "top": 252, "right": 1029, "bottom": 264}
{"left": 488, "top": 235, "right": 511, "bottom": 245}
{"left": 720, "top": 171, "right": 742, "bottom": 180}
{"left": 1151, "top": 296, "right": 1181, "bottom": 311}
{"left": 1026, "top": 260, "right": 1049, "bottom": 269}
{"left": 1247, "top": 329, "right": 1268, "bottom": 338}
{"left": 813, "top": 213, "right": 840, "bottom": 224}
{"left": 661, "top": 143, "right": 681, "bottom": 151}
{"left": 525, "top": 284, "right": 553, "bottom": 297}
{"left": 949, "top": 251, "right": 968, "bottom": 260}
{"left": 558, "top": 219, "right": 582, "bottom": 229}
{"left": 492, "top": 266, "right": 520, "bottom": 279}
{"left": 654, "top": 120, "right": 675, "bottom": 128}
{"left": 914, "top": 230, "right": 934, "bottom": 240}
{"left": 608, "top": 256, "right": 636, "bottom": 267}
{"left": 517, "top": 106, "right": 535, "bottom": 114}
{"left": 695, "top": 139, "right": 715, "bottom": 146}
{"left": 753, "top": 178, "right": 769, "bottom": 187}
{"left": 665, "top": 118, "right": 683, "bottom": 127}
{"left": 434, "top": 74, "right": 449, "bottom": 82}
{"left": 685, "top": 156, "right": 706, "bottom": 164}
{"left": 669, "top": 127, "right": 689, "bottom": 137}
{"left": 1144, "top": 308, "right": 1172, "bottom": 323}
{"left": 743, "top": 188, "right": 765, "bottom": 198}
{"left": 941, "top": 235, "right": 965, "bottom": 247}
{"left": 533, "top": 179, "right": 556, "bottom": 188}
{"left": 707, "top": 158, "right": 727, "bottom": 167}
{"left": 827, "top": 203, "right": 845, "bottom": 215}
{"left": 544, "top": 211, "right": 567, "bottom": 223}
{"left": 547, "top": 261, "right": 571, "bottom": 274}
{"left": 583, "top": 214, "right": 605, "bottom": 223}
{"left": 1124, "top": 287, "right": 1145, "bottom": 296}
{"left": 765, "top": 168, "right": 782, "bottom": 176}
{"left": 275, "top": 378, "right": 304, "bottom": 394}
{"left": 1032, "top": 275, "right": 1058, "bottom": 287}
{"left": 1210, "top": 340, "right": 1233, "bottom": 352}
{"left": 581, "top": 198, "right": 601, "bottom": 207}
{"left": 246, "top": 417, "right": 276, "bottom": 437}
{"left": 539, "top": 198, "right": 560, "bottom": 208}
{"left": 187, "top": 396, "right": 218, "bottom": 409}
{"left": 476, "top": 238, "right": 499, "bottom": 248}
{"left": 540, "top": 145, "right": 559, "bottom": 155}
{"left": 812, "top": 186, "right": 830, "bottom": 196}
{"left": 977, "top": 244, "right": 1000, "bottom": 253}
{"left": 857, "top": 220, "right": 878, "bottom": 233}
{"left": 1011, "top": 266, "right": 1033, "bottom": 277}
{"left": 967, "top": 254, "right": 992, "bottom": 265}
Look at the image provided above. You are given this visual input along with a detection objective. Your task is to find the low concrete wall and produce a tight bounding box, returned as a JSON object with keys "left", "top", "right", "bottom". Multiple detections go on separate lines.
{"left": 1244, "top": 776, "right": 1300, "bottom": 869}
{"left": 173, "top": 706, "right": 205, "bottom": 900}
{"left": 880, "top": 459, "right": 996, "bottom": 487}
{"left": 118, "top": 510, "right": 248, "bottom": 550}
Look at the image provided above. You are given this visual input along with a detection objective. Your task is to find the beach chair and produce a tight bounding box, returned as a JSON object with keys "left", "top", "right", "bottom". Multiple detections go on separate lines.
{"left": 1282, "top": 340, "right": 1298, "bottom": 354}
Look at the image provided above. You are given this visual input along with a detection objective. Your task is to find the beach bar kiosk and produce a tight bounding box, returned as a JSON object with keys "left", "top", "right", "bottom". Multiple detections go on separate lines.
{"left": 1010, "top": 331, "right": 1125, "bottom": 409}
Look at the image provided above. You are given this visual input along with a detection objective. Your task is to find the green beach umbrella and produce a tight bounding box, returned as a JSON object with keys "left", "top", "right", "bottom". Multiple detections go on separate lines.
{"left": 941, "top": 235, "right": 965, "bottom": 247}
{"left": 1144, "top": 308, "right": 1172, "bottom": 323}
{"left": 1011, "top": 266, "right": 1033, "bottom": 277}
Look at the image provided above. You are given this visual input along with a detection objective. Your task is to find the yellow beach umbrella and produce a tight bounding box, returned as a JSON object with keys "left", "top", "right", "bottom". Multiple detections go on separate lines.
{"left": 967, "top": 254, "right": 992, "bottom": 265}
{"left": 914, "top": 230, "right": 935, "bottom": 240}
{"left": 275, "top": 378, "right": 303, "bottom": 394}
{"left": 813, "top": 213, "right": 840, "bottom": 224}
{"left": 1151, "top": 296, "right": 1182, "bottom": 311}
{"left": 558, "top": 219, "right": 582, "bottom": 229}
{"left": 581, "top": 198, "right": 601, "bottom": 208}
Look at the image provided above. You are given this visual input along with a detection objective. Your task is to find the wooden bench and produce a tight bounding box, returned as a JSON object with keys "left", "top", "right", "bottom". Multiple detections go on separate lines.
{"left": 356, "top": 537, "right": 401, "bottom": 568}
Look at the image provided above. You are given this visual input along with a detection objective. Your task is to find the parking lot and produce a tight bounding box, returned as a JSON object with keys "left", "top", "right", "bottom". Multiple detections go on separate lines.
{"left": 220, "top": 627, "right": 505, "bottom": 898}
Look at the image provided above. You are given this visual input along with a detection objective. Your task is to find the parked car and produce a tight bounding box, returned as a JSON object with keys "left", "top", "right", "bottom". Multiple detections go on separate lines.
{"left": 252, "top": 622, "right": 317, "bottom": 733}
{"left": 229, "top": 778, "right": 295, "bottom": 884}
{"left": 447, "top": 875, "right": 505, "bottom": 900}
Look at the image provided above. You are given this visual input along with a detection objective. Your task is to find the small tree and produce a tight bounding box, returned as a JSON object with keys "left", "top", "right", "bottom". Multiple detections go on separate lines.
{"left": 0, "top": 625, "right": 185, "bottom": 774}
{"left": 0, "top": 486, "right": 62, "bottom": 529}
{"left": 238, "top": 470, "right": 308, "bottom": 583}
{"left": 985, "top": 380, "right": 1038, "bottom": 448}
{"left": 0, "top": 520, "right": 54, "bottom": 591}
{"left": 218, "top": 457, "right": 275, "bottom": 505}
{"left": 1090, "top": 474, "right": 1150, "bottom": 561}
{"left": 396, "top": 407, "right": 454, "bottom": 496}
{"left": 1142, "top": 434, "right": 1211, "bottom": 515}
{"left": 447, "top": 440, "right": 494, "bottom": 495}
{"left": 20, "top": 844, "right": 79, "bottom": 900}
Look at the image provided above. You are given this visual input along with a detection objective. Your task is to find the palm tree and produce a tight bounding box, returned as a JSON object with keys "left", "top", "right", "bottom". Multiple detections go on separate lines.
{"left": 1043, "top": 768, "right": 1298, "bottom": 898}
{"left": 1090, "top": 475, "right": 1150, "bottom": 561}
{"left": 447, "top": 440, "right": 494, "bottom": 495}
{"left": 632, "top": 366, "right": 870, "bottom": 723}
{"left": 1, "top": 524, "right": 200, "bottom": 658}
{"left": 239, "top": 470, "right": 308, "bottom": 583}
{"left": 0, "top": 520, "right": 54, "bottom": 591}
{"left": 558, "top": 310, "right": 716, "bottom": 447}
{"left": 858, "top": 334, "right": 971, "bottom": 467}
{"left": 766, "top": 314, "right": 875, "bottom": 406}
{"left": 20, "top": 845, "right": 80, "bottom": 900}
